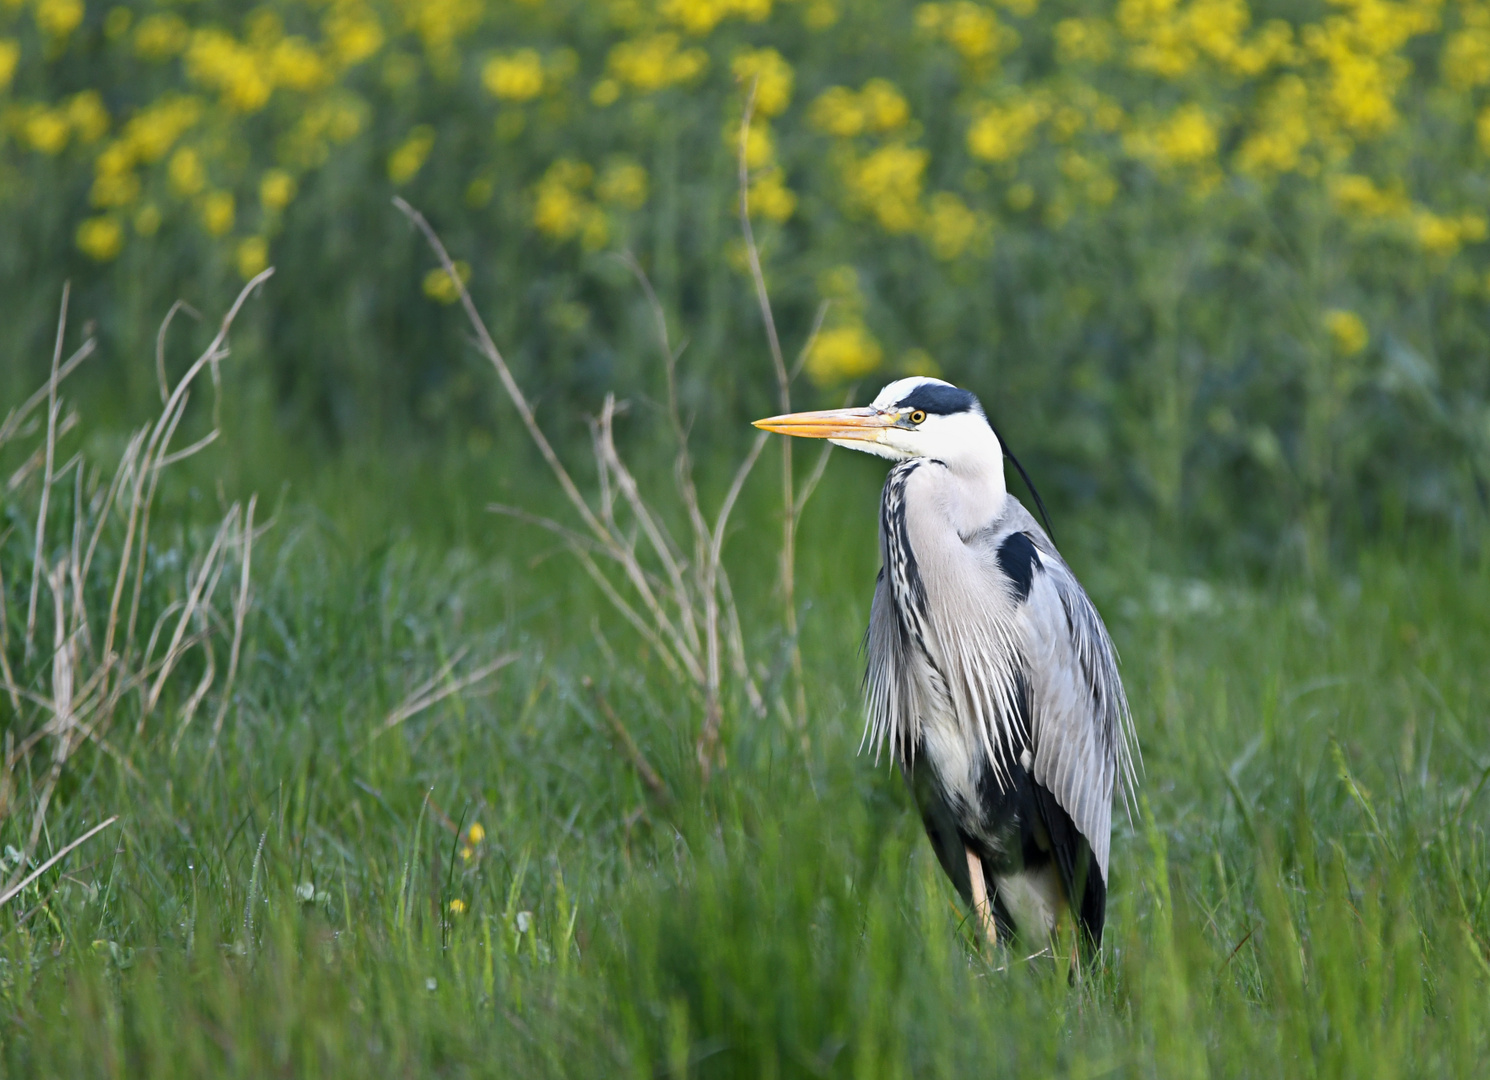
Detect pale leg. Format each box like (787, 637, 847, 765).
(965, 846, 997, 947)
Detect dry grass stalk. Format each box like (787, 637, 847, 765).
(0, 273, 271, 892)
(394, 92, 831, 781)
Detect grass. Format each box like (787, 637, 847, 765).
(1, 283, 1488, 1077)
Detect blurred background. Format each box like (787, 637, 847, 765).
(2, 0, 1488, 564)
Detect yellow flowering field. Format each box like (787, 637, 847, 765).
(3, 0, 1489, 548)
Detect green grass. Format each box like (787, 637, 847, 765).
(1, 391, 1488, 1077)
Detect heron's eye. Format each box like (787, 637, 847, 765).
(909, 409, 927, 425)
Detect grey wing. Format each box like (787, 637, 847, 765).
(1016, 535, 1138, 881)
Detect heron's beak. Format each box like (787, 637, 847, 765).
(751, 407, 895, 442)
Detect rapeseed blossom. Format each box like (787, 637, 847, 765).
(1324, 309, 1368, 356)
(484, 50, 545, 101)
(732, 48, 793, 116)
(608, 34, 708, 93)
(77, 216, 123, 261)
(846, 143, 927, 232)
(388, 126, 436, 184)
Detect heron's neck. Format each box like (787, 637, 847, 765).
(947, 455, 1007, 536)
(942, 430, 1008, 535)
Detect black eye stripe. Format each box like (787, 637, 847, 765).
(893, 382, 981, 416)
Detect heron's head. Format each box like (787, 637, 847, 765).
(753, 376, 999, 466)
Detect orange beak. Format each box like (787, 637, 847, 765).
(751, 407, 897, 442)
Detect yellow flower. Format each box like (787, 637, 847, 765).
(324, 8, 384, 67)
(748, 166, 796, 221)
(967, 98, 1049, 163)
(924, 192, 991, 260)
(1445, 24, 1490, 91)
(423, 261, 470, 303)
(732, 48, 793, 117)
(133, 14, 189, 60)
(533, 159, 609, 248)
(1328, 174, 1409, 219)
(660, 0, 771, 36)
(860, 79, 909, 132)
(731, 120, 776, 168)
(260, 169, 297, 211)
(36, 0, 84, 41)
(596, 158, 649, 210)
(201, 191, 235, 236)
(846, 143, 927, 232)
(236, 236, 269, 279)
(1128, 104, 1217, 168)
(24, 109, 71, 156)
(448, 898, 467, 915)
(66, 92, 110, 144)
(77, 216, 124, 261)
(608, 34, 708, 93)
(0, 39, 19, 92)
(388, 126, 436, 184)
(466, 822, 486, 844)
(918, 2, 1018, 64)
(1054, 17, 1114, 64)
(1323, 309, 1367, 356)
(121, 95, 203, 163)
(272, 37, 329, 92)
(810, 87, 866, 137)
(591, 79, 621, 106)
(169, 148, 206, 196)
(1236, 76, 1310, 177)
(483, 49, 545, 101)
(807, 324, 883, 384)
(186, 29, 273, 113)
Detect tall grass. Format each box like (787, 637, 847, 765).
(0, 274, 1486, 1076)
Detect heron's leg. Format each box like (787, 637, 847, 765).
(964, 846, 997, 947)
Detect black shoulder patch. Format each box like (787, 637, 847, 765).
(895, 382, 982, 417)
(996, 532, 1040, 602)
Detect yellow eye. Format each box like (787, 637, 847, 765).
(909, 409, 927, 425)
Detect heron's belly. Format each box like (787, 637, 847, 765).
(918, 705, 1035, 873)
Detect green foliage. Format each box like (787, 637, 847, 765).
(1, 347, 1488, 1074)
(4, 1, 1490, 556)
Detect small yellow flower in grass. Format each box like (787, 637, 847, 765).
(923, 192, 990, 260)
(133, 13, 189, 60)
(483, 49, 545, 101)
(169, 148, 205, 196)
(467, 822, 485, 844)
(77, 216, 124, 261)
(36, 0, 84, 41)
(201, 191, 235, 236)
(1324, 309, 1368, 357)
(591, 79, 620, 107)
(596, 158, 649, 210)
(448, 898, 467, 915)
(236, 236, 269, 279)
(24, 109, 71, 156)
(807, 324, 883, 385)
(0, 39, 18, 93)
(732, 48, 793, 117)
(261, 169, 297, 211)
(388, 126, 436, 184)
(749, 167, 796, 222)
(423, 261, 470, 304)
(67, 92, 110, 144)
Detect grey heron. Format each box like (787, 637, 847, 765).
(755, 376, 1139, 962)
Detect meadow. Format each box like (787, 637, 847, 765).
(3, 0, 1490, 1076)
